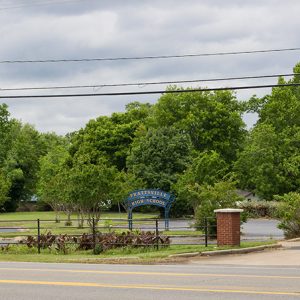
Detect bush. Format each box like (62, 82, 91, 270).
(76, 231, 170, 251)
(22, 231, 170, 253)
(194, 181, 243, 235)
(21, 232, 73, 254)
(237, 200, 279, 218)
(275, 192, 300, 239)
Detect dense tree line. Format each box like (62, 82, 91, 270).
(0, 63, 300, 222)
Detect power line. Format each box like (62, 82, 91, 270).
(1, 83, 299, 99)
(1, 73, 298, 92)
(1, 47, 300, 64)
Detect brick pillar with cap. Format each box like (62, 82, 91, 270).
(214, 208, 243, 246)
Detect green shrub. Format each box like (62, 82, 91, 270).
(237, 200, 279, 218)
(194, 181, 243, 235)
(275, 192, 300, 239)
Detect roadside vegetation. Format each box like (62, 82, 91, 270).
(0, 241, 276, 264)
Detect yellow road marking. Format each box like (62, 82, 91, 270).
(0, 279, 299, 296)
(0, 267, 300, 280)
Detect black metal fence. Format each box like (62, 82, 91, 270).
(0, 217, 217, 253)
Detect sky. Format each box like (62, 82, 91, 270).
(0, 0, 299, 135)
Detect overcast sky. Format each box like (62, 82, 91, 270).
(0, 0, 299, 134)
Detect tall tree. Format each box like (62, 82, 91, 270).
(236, 63, 300, 198)
(0, 103, 12, 167)
(70, 102, 151, 171)
(68, 155, 117, 226)
(3, 122, 46, 210)
(37, 145, 70, 221)
(0, 170, 10, 207)
(148, 87, 246, 162)
(175, 151, 229, 214)
(127, 126, 192, 192)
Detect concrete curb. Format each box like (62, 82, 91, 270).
(169, 252, 200, 258)
(200, 244, 282, 256)
(168, 244, 282, 258)
(284, 237, 300, 242)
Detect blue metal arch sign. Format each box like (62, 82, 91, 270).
(124, 189, 175, 230)
(126, 189, 174, 209)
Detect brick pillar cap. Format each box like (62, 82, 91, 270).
(214, 208, 244, 213)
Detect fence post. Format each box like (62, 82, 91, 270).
(37, 219, 41, 254)
(92, 217, 96, 254)
(204, 218, 208, 247)
(155, 219, 159, 250)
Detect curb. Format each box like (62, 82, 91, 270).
(284, 237, 300, 242)
(168, 244, 282, 258)
(200, 244, 282, 256)
(66, 256, 140, 263)
(168, 252, 200, 258)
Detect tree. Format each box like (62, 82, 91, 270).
(174, 151, 229, 214)
(0, 104, 12, 167)
(236, 64, 300, 199)
(37, 145, 70, 222)
(148, 87, 246, 162)
(258, 64, 300, 130)
(127, 126, 193, 192)
(68, 156, 117, 227)
(234, 124, 283, 199)
(39, 132, 69, 153)
(276, 192, 300, 238)
(3, 122, 47, 211)
(70, 102, 151, 171)
(194, 180, 243, 234)
(110, 171, 145, 212)
(0, 170, 10, 207)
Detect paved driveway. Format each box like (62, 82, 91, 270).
(191, 239, 300, 266)
(241, 219, 284, 241)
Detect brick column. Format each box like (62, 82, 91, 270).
(214, 208, 243, 247)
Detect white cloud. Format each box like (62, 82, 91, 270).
(0, 0, 299, 134)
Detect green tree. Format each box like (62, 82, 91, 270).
(127, 126, 192, 192)
(39, 132, 69, 153)
(234, 124, 283, 199)
(3, 122, 46, 211)
(0, 170, 10, 207)
(236, 64, 300, 199)
(276, 192, 300, 238)
(68, 155, 117, 227)
(110, 171, 145, 212)
(70, 102, 151, 171)
(174, 151, 229, 214)
(148, 87, 246, 162)
(194, 180, 243, 234)
(0, 104, 12, 167)
(37, 145, 70, 221)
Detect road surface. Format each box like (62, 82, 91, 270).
(0, 259, 299, 299)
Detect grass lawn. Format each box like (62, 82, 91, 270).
(0, 211, 159, 237)
(0, 211, 158, 221)
(0, 211, 202, 237)
(0, 241, 277, 264)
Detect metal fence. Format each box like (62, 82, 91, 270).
(0, 217, 217, 253)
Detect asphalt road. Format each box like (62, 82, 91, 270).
(0, 261, 299, 299)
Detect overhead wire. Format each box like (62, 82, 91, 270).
(1, 47, 300, 64)
(1, 83, 299, 99)
(0, 73, 299, 91)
